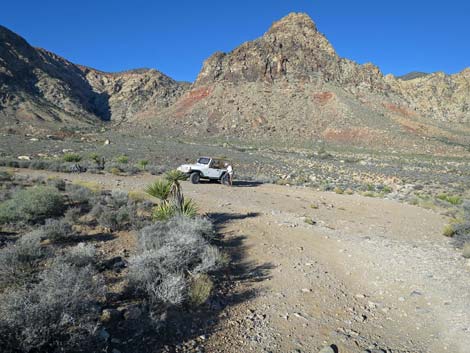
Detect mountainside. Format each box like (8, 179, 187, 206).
(0, 25, 188, 130)
(146, 13, 469, 151)
(1, 14, 469, 152)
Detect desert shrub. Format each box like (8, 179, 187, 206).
(0, 261, 105, 353)
(0, 232, 47, 289)
(147, 272, 187, 307)
(41, 218, 74, 242)
(110, 167, 121, 175)
(148, 165, 167, 175)
(46, 161, 72, 173)
(5, 160, 19, 168)
(138, 160, 149, 170)
(97, 206, 132, 231)
(17, 160, 31, 168)
(128, 216, 221, 322)
(443, 224, 456, 237)
(88, 153, 105, 170)
(0, 186, 64, 224)
(188, 274, 213, 307)
(194, 245, 227, 274)
(61, 243, 97, 267)
(63, 153, 82, 162)
(46, 177, 66, 191)
(334, 187, 344, 194)
(106, 190, 129, 209)
(436, 193, 462, 205)
(29, 160, 50, 170)
(0, 171, 13, 181)
(66, 183, 93, 206)
(136, 216, 212, 254)
(64, 207, 82, 224)
(124, 165, 141, 175)
(115, 155, 129, 164)
(166, 215, 214, 241)
(446, 202, 470, 247)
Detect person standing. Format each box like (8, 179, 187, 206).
(226, 163, 234, 186)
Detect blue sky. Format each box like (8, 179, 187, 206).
(2, 0, 469, 81)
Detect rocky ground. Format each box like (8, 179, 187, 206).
(7, 168, 470, 353)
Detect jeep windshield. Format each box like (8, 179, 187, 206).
(197, 157, 211, 165)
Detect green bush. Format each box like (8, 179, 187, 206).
(437, 193, 462, 205)
(115, 155, 129, 164)
(63, 153, 82, 163)
(0, 186, 64, 224)
(138, 160, 149, 170)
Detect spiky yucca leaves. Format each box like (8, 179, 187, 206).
(151, 198, 198, 221)
(181, 198, 198, 218)
(165, 170, 188, 210)
(146, 171, 197, 221)
(152, 203, 176, 221)
(145, 180, 172, 202)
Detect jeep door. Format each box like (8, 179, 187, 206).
(206, 159, 223, 179)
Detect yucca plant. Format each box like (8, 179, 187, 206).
(152, 203, 176, 221)
(181, 198, 198, 218)
(165, 170, 188, 210)
(146, 170, 195, 221)
(145, 180, 172, 202)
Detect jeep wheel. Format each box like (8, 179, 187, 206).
(190, 172, 200, 184)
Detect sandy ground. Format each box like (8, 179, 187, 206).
(8, 169, 470, 353)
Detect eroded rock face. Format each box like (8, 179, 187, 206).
(386, 69, 470, 124)
(0, 25, 188, 127)
(195, 13, 387, 92)
(157, 13, 468, 152)
(81, 67, 189, 123)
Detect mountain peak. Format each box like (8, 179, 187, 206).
(267, 12, 317, 34)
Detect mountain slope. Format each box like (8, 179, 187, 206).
(145, 13, 469, 152)
(0, 25, 188, 129)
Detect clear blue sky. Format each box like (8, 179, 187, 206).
(1, 0, 469, 82)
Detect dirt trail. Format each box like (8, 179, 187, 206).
(10, 169, 470, 353)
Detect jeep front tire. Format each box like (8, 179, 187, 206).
(190, 172, 200, 184)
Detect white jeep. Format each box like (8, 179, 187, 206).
(177, 157, 230, 184)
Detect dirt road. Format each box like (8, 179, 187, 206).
(10, 169, 470, 353)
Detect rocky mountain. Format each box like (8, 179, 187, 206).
(148, 13, 470, 151)
(0, 25, 188, 130)
(1, 14, 469, 152)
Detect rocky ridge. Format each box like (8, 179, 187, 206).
(1, 14, 469, 152)
(0, 24, 188, 128)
